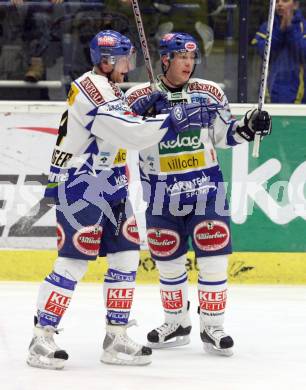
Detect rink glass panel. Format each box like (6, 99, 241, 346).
(1, 1, 306, 103)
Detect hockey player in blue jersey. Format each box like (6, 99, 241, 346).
(252, 0, 306, 103)
(26, 30, 213, 369)
(126, 32, 272, 356)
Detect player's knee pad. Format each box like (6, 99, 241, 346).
(53, 256, 88, 282)
(107, 250, 139, 273)
(156, 255, 186, 279)
(197, 255, 228, 281)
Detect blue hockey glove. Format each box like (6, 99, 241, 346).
(131, 91, 168, 116)
(236, 109, 272, 142)
(169, 103, 219, 133)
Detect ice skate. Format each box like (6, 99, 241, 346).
(27, 323, 68, 370)
(200, 323, 234, 357)
(147, 312, 192, 349)
(101, 320, 152, 366)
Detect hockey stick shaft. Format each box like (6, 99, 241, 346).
(252, 0, 276, 158)
(131, 0, 156, 91)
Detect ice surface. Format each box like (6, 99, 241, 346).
(1, 282, 306, 390)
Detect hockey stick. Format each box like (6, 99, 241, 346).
(131, 0, 157, 91)
(252, 0, 276, 158)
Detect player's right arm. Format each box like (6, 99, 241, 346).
(91, 107, 169, 150)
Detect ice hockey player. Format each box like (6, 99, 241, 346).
(26, 30, 213, 369)
(126, 32, 272, 356)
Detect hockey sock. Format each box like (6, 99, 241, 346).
(103, 268, 136, 325)
(159, 272, 189, 323)
(197, 256, 228, 326)
(37, 272, 76, 327)
(36, 257, 88, 327)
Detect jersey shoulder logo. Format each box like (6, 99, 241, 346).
(80, 77, 105, 106)
(188, 81, 223, 102)
(126, 86, 152, 106)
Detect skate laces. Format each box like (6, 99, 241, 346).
(205, 325, 227, 341)
(156, 322, 179, 336)
(36, 326, 64, 350)
(110, 320, 143, 352)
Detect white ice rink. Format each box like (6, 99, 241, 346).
(1, 282, 306, 390)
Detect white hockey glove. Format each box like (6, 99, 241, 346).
(236, 109, 272, 142)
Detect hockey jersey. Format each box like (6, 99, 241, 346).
(126, 76, 245, 205)
(45, 71, 168, 203)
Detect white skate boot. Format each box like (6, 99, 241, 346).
(27, 322, 68, 370)
(100, 320, 152, 366)
(147, 311, 192, 349)
(200, 321, 234, 357)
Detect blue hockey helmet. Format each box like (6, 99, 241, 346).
(159, 32, 201, 64)
(90, 30, 135, 67)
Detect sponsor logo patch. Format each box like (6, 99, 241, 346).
(198, 290, 227, 311)
(57, 223, 65, 251)
(106, 288, 134, 309)
(173, 105, 183, 121)
(113, 149, 127, 166)
(109, 81, 123, 98)
(163, 33, 175, 41)
(123, 111, 138, 118)
(161, 290, 183, 310)
(193, 220, 230, 251)
(122, 216, 140, 244)
(45, 291, 71, 317)
(185, 41, 196, 51)
(109, 270, 135, 282)
(73, 225, 102, 256)
(126, 86, 152, 106)
(147, 229, 179, 257)
(80, 77, 105, 105)
(160, 151, 205, 173)
(188, 82, 223, 102)
(98, 36, 117, 46)
(107, 310, 129, 322)
(159, 131, 203, 153)
(67, 83, 79, 106)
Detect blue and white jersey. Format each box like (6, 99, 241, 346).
(45, 71, 168, 203)
(126, 76, 245, 205)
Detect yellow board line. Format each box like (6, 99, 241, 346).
(0, 250, 306, 284)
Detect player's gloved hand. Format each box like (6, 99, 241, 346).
(169, 103, 219, 133)
(236, 109, 272, 142)
(131, 91, 168, 116)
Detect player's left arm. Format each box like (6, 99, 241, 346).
(208, 90, 272, 148)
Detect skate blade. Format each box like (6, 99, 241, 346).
(147, 335, 190, 349)
(27, 354, 65, 370)
(100, 351, 152, 366)
(203, 342, 233, 357)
